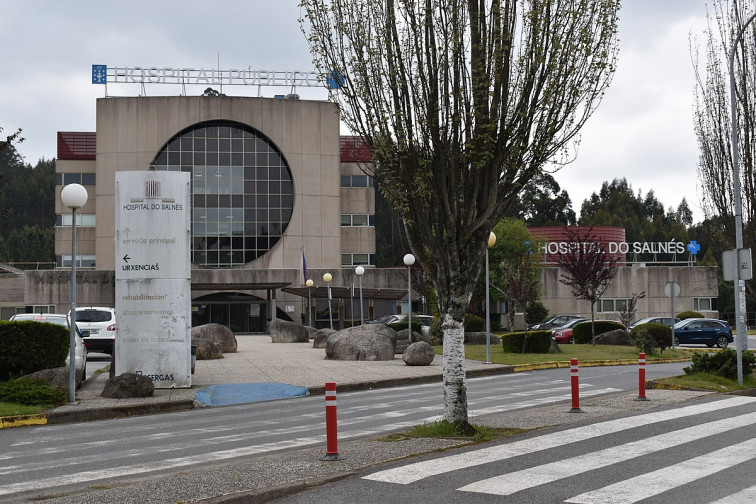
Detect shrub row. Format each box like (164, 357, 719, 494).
(572, 321, 625, 344)
(683, 348, 756, 380)
(0, 321, 69, 381)
(501, 330, 553, 354)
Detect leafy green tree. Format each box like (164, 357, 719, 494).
(506, 172, 576, 226)
(301, 0, 620, 430)
(488, 218, 543, 330)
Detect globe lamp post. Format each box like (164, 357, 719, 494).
(403, 254, 415, 342)
(323, 273, 333, 330)
(61, 183, 88, 404)
(355, 266, 365, 325)
(306, 279, 314, 327)
(485, 232, 497, 364)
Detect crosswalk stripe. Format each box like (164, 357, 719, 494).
(363, 396, 756, 485)
(565, 437, 756, 504)
(708, 484, 756, 503)
(457, 411, 756, 495)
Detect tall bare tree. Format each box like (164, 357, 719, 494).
(692, 0, 756, 279)
(301, 0, 620, 430)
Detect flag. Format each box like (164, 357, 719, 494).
(300, 247, 307, 286)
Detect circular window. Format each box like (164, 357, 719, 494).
(151, 120, 293, 267)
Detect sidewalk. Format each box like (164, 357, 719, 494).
(41, 335, 515, 425)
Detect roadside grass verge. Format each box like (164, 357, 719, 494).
(0, 401, 45, 417)
(380, 420, 529, 443)
(440, 343, 697, 365)
(651, 373, 756, 392)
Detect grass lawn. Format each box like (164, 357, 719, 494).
(652, 373, 756, 392)
(434, 343, 697, 366)
(0, 402, 45, 417)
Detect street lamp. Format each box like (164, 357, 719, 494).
(403, 254, 415, 342)
(61, 183, 88, 404)
(355, 266, 365, 325)
(728, 10, 756, 386)
(306, 279, 314, 327)
(323, 273, 333, 330)
(485, 232, 497, 364)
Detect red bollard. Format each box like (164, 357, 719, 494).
(569, 358, 582, 412)
(320, 381, 342, 461)
(635, 352, 649, 401)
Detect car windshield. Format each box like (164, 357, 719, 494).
(673, 319, 689, 329)
(75, 310, 112, 323)
(12, 314, 68, 327)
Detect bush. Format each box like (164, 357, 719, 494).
(464, 313, 485, 333)
(683, 349, 756, 380)
(631, 329, 658, 355)
(501, 330, 552, 354)
(677, 310, 704, 320)
(0, 321, 69, 381)
(572, 320, 626, 344)
(630, 323, 672, 351)
(0, 378, 67, 407)
(525, 302, 549, 325)
(386, 316, 423, 335)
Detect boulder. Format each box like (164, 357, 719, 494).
(402, 341, 436, 366)
(464, 332, 502, 345)
(270, 319, 310, 343)
(101, 372, 154, 399)
(594, 329, 634, 346)
(192, 338, 224, 360)
(325, 325, 396, 361)
(312, 328, 337, 349)
(23, 366, 84, 391)
(394, 328, 417, 354)
(191, 323, 238, 353)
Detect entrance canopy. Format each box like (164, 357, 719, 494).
(282, 286, 407, 300)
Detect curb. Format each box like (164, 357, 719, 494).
(0, 413, 47, 429)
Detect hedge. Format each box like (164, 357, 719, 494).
(677, 310, 704, 320)
(0, 321, 69, 381)
(501, 330, 553, 354)
(572, 320, 626, 344)
(629, 322, 672, 351)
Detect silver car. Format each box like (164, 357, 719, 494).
(10, 313, 88, 380)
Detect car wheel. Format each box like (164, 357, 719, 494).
(716, 335, 729, 348)
(674, 336, 680, 346)
(706, 343, 714, 348)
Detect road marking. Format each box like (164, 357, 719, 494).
(458, 410, 756, 495)
(363, 396, 756, 484)
(708, 484, 756, 503)
(566, 437, 756, 504)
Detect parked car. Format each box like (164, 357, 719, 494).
(629, 316, 680, 329)
(528, 314, 584, 331)
(672, 318, 733, 348)
(551, 318, 589, 344)
(10, 313, 88, 379)
(69, 307, 116, 355)
(366, 314, 432, 338)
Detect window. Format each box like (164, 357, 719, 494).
(341, 214, 374, 226)
(341, 253, 375, 266)
(596, 298, 632, 313)
(57, 255, 96, 268)
(151, 120, 294, 268)
(56, 173, 96, 185)
(58, 214, 96, 226)
(340, 175, 374, 187)
(694, 297, 717, 311)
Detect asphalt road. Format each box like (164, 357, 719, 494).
(0, 362, 688, 502)
(274, 394, 756, 504)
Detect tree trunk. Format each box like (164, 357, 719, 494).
(441, 312, 468, 426)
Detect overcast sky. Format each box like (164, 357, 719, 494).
(1, 1, 712, 223)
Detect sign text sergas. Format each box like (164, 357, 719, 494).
(100, 66, 320, 87)
(540, 240, 687, 256)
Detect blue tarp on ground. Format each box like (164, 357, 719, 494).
(195, 383, 308, 406)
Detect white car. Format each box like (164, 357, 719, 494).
(10, 313, 87, 380)
(366, 314, 432, 338)
(69, 307, 116, 355)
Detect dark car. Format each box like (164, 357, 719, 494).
(629, 316, 680, 329)
(673, 318, 733, 348)
(528, 315, 584, 331)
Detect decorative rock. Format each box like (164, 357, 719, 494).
(402, 341, 436, 366)
(23, 366, 84, 391)
(101, 372, 154, 399)
(192, 338, 224, 360)
(325, 325, 396, 361)
(270, 319, 310, 343)
(464, 332, 502, 345)
(312, 328, 337, 349)
(594, 329, 634, 346)
(191, 323, 238, 353)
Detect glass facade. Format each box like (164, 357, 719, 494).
(151, 120, 294, 268)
